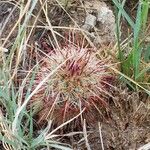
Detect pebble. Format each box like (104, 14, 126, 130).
(82, 14, 96, 31)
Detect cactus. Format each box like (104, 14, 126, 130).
(31, 37, 114, 126)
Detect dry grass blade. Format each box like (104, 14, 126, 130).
(2, 0, 31, 48)
(45, 108, 85, 140)
(39, 0, 61, 50)
(83, 119, 91, 150)
(0, 110, 13, 150)
(98, 122, 104, 150)
(110, 67, 150, 95)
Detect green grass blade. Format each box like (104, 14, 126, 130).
(112, 0, 135, 28)
(135, 65, 150, 80)
(141, 0, 149, 30)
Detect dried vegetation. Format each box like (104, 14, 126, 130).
(0, 0, 150, 150)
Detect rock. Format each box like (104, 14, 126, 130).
(97, 5, 116, 44)
(82, 14, 96, 31)
(97, 5, 116, 33)
(83, 1, 116, 45)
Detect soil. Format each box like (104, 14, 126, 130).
(0, 0, 150, 150)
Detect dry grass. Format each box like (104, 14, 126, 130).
(0, 0, 149, 150)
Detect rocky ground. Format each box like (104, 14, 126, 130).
(0, 0, 150, 149)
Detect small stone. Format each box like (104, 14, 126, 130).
(97, 5, 116, 44)
(97, 6, 115, 28)
(82, 14, 96, 31)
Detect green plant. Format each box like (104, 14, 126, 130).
(30, 38, 113, 125)
(0, 67, 75, 150)
(113, 0, 150, 87)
